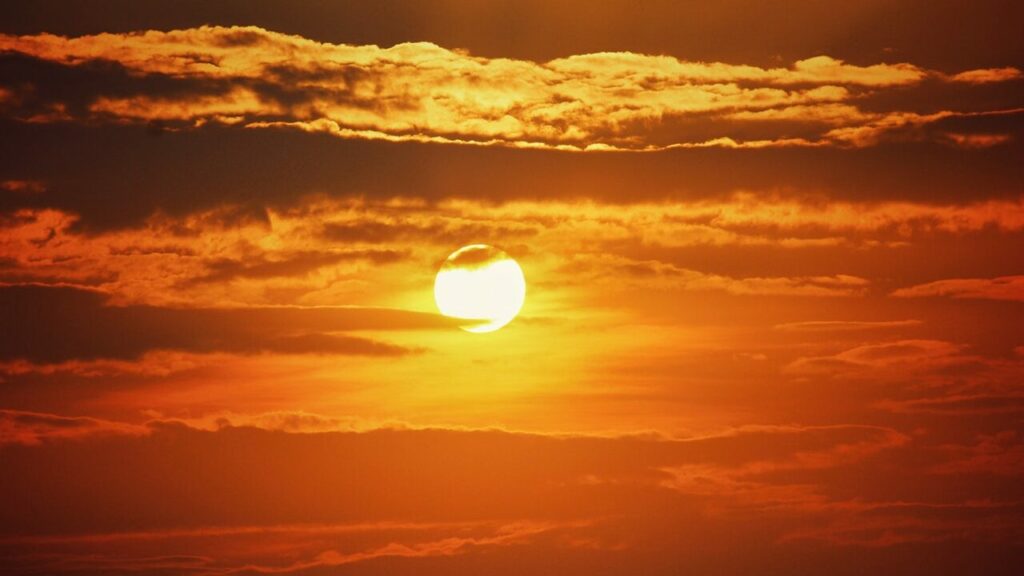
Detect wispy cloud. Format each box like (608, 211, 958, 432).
(0, 284, 445, 363)
(774, 320, 923, 332)
(0, 409, 147, 445)
(892, 275, 1024, 302)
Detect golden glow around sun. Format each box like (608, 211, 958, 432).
(434, 244, 526, 333)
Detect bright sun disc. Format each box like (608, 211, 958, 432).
(434, 244, 526, 333)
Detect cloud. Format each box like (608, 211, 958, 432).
(4, 417, 1014, 571)
(0, 28, 929, 86)
(778, 499, 1024, 547)
(891, 275, 1024, 302)
(879, 395, 1024, 416)
(0, 406, 410, 437)
(0, 0, 1020, 72)
(0, 518, 569, 575)
(0, 26, 1019, 151)
(0, 418, 910, 527)
(546, 53, 926, 87)
(943, 132, 1013, 148)
(0, 350, 204, 378)
(1, 415, 1020, 573)
(774, 320, 923, 332)
(0, 284, 450, 363)
(785, 339, 972, 377)
(0, 180, 45, 194)
(931, 431, 1024, 476)
(950, 67, 1023, 84)
(564, 253, 869, 296)
(154, 410, 407, 435)
(5, 193, 1023, 312)
(823, 108, 1024, 148)
(0, 409, 147, 445)
(184, 249, 407, 285)
(2, 118, 1021, 235)
(215, 522, 559, 575)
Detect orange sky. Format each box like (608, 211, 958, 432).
(1, 2, 1023, 574)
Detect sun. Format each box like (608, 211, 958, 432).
(434, 244, 526, 333)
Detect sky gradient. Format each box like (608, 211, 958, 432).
(1, 2, 1023, 574)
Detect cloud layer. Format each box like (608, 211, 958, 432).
(1, 419, 1022, 574)
(1, 26, 1021, 150)
(1, 11, 1022, 576)
(0, 284, 462, 363)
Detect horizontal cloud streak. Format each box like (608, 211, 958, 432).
(0, 284, 451, 363)
(774, 320, 923, 332)
(0, 26, 1019, 150)
(1, 416, 1020, 574)
(892, 275, 1024, 302)
(0, 409, 147, 445)
(4, 194, 1023, 310)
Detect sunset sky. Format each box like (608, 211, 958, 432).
(1, 1, 1023, 574)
